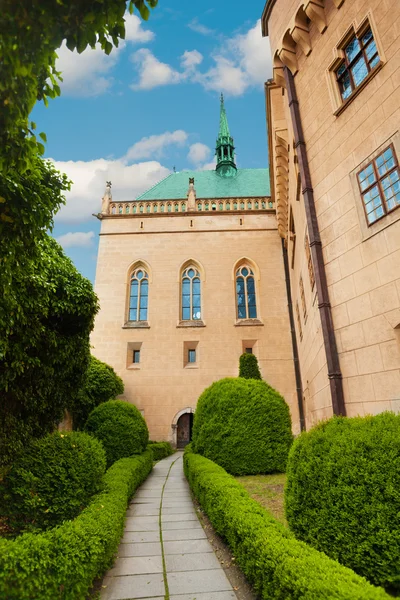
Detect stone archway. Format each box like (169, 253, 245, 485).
(171, 407, 194, 448)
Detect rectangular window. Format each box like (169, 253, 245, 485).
(336, 27, 380, 101)
(357, 145, 400, 225)
(304, 233, 315, 290)
(188, 349, 196, 363)
(245, 347, 253, 354)
(133, 350, 140, 364)
(300, 276, 307, 320)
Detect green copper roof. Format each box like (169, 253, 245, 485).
(136, 168, 270, 201)
(215, 93, 237, 176)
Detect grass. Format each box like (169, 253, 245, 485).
(235, 473, 287, 526)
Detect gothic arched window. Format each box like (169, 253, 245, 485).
(129, 268, 149, 321)
(236, 266, 257, 319)
(181, 267, 201, 321)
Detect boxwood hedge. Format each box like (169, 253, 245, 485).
(0, 450, 152, 600)
(148, 441, 174, 461)
(285, 413, 400, 593)
(1, 431, 106, 532)
(184, 448, 390, 600)
(191, 378, 293, 475)
(85, 400, 149, 467)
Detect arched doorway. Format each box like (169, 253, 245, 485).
(177, 413, 193, 448)
(171, 407, 194, 448)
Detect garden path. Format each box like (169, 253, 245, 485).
(101, 451, 236, 600)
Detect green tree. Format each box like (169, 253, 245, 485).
(0, 232, 98, 467)
(239, 352, 262, 380)
(72, 356, 124, 430)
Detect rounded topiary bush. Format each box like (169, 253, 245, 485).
(191, 378, 293, 475)
(1, 431, 106, 531)
(85, 400, 149, 467)
(239, 353, 262, 380)
(285, 412, 400, 593)
(72, 356, 124, 430)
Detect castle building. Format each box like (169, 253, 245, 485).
(262, 0, 400, 427)
(91, 96, 299, 445)
(92, 0, 400, 440)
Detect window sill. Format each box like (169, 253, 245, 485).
(122, 321, 150, 329)
(127, 365, 141, 370)
(235, 319, 264, 327)
(177, 320, 206, 328)
(184, 364, 199, 369)
(334, 62, 383, 117)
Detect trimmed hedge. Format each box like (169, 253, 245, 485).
(239, 353, 262, 379)
(148, 442, 174, 461)
(0, 450, 152, 600)
(85, 400, 149, 467)
(191, 378, 293, 475)
(184, 449, 390, 600)
(285, 413, 400, 593)
(72, 356, 124, 430)
(1, 431, 106, 532)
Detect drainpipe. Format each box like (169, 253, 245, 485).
(283, 66, 346, 417)
(282, 238, 306, 431)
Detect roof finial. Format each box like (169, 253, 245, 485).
(215, 93, 237, 177)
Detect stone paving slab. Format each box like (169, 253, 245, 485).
(124, 520, 159, 532)
(109, 556, 163, 576)
(166, 552, 221, 572)
(121, 531, 160, 544)
(162, 520, 203, 530)
(101, 574, 164, 600)
(127, 507, 160, 517)
(162, 506, 196, 515)
(163, 539, 214, 555)
(168, 570, 232, 595)
(161, 513, 197, 522)
(170, 592, 236, 600)
(117, 542, 162, 557)
(162, 528, 208, 541)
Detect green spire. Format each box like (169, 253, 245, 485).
(215, 93, 237, 178)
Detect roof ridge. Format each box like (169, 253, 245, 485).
(136, 171, 175, 201)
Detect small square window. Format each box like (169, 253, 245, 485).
(245, 347, 253, 354)
(133, 350, 140, 363)
(188, 349, 196, 363)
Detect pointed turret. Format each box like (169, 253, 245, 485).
(215, 94, 237, 178)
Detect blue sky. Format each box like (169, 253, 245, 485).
(32, 0, 272, 283)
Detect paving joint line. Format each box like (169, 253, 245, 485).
(159, 455, 181, 600)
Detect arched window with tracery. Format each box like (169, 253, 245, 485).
(129, 268, 149, 322)
(236, 265, 257, 319)
(181, 267, 201, 321)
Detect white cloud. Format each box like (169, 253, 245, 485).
(130, 49, 182, 90)
(129, 20, 271, 96)
(123, 13, 154, 43)
(124, 130, 188, 161)
(181, 50, 203, 70)
(188, 143, 211, 165)
(55, 13, 154, 96)
(188, 18, 215, 36)
(56, 231, 95, 249)
(52, 158, 170, 222)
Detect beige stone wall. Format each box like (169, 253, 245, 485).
(265, 0, 400, 425)
(92, 209, 299, 442)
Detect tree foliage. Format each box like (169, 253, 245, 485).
(0, 231, 98, 467)
(85, 400, 149, 467)
(285, 413, 400, 594)
(1, 431, 106, 532)
(72, 356, 124, 430)
(239, 353, 262, 380)
(0, 0, 158, 174)
(192, 378, 293, 475)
